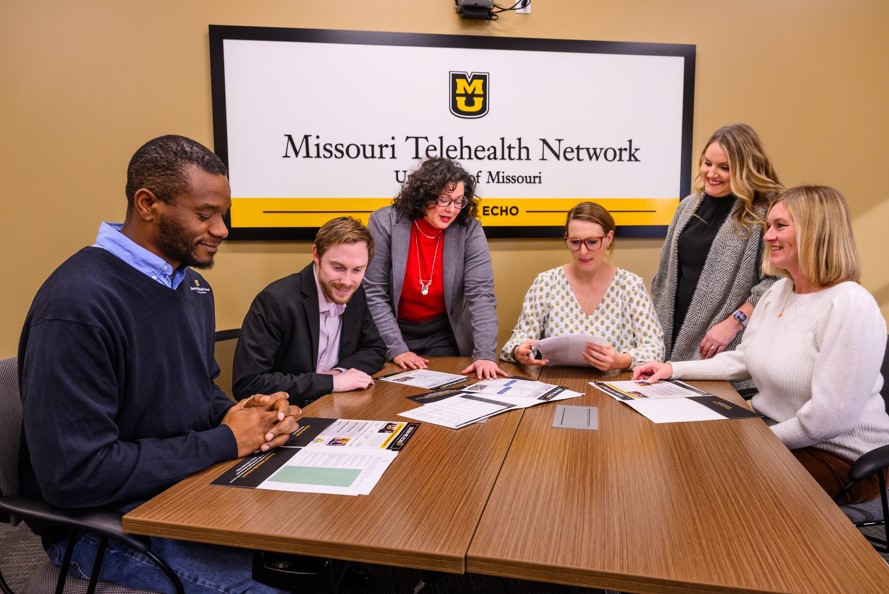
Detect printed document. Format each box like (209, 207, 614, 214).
(592, 380, 759, 424)
(377, 368, 468, 389)
(212, 418, 419, 495)
(400, 377, 583, 429)
(535, 334, 606, 366)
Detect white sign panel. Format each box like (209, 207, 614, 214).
(209, 27, 695, 239)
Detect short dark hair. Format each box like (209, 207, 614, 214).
(125, 135, 228, 208)
(392, 158, 478, 225)
(314, 216, 375, 262)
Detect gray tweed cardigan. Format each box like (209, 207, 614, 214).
(651, 193, 776, 362)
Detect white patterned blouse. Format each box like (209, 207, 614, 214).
(499, 266, 665, 367)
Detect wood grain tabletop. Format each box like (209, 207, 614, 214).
(123, 357, 538, 573)
(466, 366, 889, 593)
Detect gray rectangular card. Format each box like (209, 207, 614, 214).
(552, 405, 598, 430)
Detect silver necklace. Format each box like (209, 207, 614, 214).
(415, 230, 442, 296)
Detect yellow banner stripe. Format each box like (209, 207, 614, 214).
(230, 197, 680, 228)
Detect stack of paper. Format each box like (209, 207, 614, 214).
(213, 418, 419, 495)
(399, 377, 583, 429)
(593, 380, 759, 424)
(378, 368, 469, 389)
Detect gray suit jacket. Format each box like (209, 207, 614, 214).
(364, 206, 498, 361)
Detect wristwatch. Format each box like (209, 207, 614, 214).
(732, 310, 748, 328)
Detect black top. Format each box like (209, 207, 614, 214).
(673, 194, 736, 343)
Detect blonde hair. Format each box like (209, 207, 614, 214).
(762, 185, 860, 286)
(694, 124, 783, 233)
(565, 201, 616, 257)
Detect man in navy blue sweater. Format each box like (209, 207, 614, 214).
(19, 135, 300, 593)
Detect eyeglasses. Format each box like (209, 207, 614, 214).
(433, 195, 469, 209)
(565, 236, 606, 251)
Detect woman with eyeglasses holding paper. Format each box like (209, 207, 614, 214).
(635, 186, 889, 504)
(500, 202, 664, 370)
(364, 158, 507, 379)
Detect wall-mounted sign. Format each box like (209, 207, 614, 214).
(209, 26, 695, 239)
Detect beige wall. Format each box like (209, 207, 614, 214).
(2, 0, 888, 357)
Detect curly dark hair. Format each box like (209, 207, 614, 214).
(392, 158, 478, 225)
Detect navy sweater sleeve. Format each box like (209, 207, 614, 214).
(19, 250, 238, 510)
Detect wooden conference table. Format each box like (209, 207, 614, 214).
(123, 358, 889, 593)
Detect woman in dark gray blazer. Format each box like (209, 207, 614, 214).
(363, 158, 506, 379)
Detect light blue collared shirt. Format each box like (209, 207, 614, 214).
(93, 222, 186, 289)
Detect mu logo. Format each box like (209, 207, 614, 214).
(449, 71, 489, 119)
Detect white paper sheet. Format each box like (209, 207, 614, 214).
(257, 448, 398, 495)
(398, 393, 522, 429)
(624, 398, 725, 423)
(378, 368, 468, 389)
(462, 377, 580, 401)
(535, 334, 606, 366)
(591, 379, 707, 401)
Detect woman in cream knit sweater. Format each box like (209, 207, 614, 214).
(635, 186, 889, 505)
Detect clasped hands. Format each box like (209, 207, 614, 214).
(222, 392, 302, 458)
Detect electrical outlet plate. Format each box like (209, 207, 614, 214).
(517, 0, 531, 14)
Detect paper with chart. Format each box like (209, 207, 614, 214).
(398, 392, 520, 429)
(399, 377, 583, 429)
(212, 418, 419, 495)
(462, 377, 582, 402)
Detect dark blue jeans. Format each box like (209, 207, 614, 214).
(48, 532, 289, 594)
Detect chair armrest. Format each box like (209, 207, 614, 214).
(0, 495, 151, 552)
(849, 444, 889, 483)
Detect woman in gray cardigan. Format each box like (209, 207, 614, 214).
(652, 124, 782, 367)
(364, 158, 506, 380)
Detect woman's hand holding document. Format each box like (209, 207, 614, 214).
(534, 334, 606, 367)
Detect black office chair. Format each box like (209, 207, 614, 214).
(835, 335, 889, 552)
(214, 328, 241, 401)
(0, 356, 184, 594)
